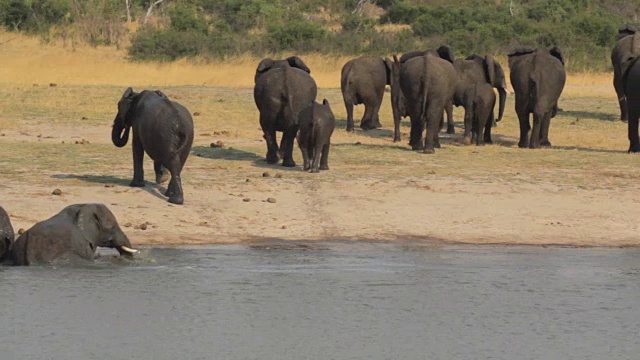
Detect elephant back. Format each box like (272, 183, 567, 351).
(613, 33, 640, 69)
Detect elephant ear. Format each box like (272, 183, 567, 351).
(436, 45, 455, 63)
(465, 54, 483, 61)
(322, 98, 329, 106)
(549, 46, 565, 66)
(484, 55, 497, 87)
(508, 47, 536, 57)
(121, 87, 134, 100)
(72, 205, 101, 251)
(154, 90, 168, 99)
(618, 24, 638, 40)
(399, 50, 425, 64)
(286, 56, 311, 74)
(383, 57, 393, 85)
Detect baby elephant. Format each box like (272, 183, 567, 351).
(297, 99, 336, 173)
(0, 206, 14, 262)
(462, 83, 496, 145)
(9, 203, 138, 266)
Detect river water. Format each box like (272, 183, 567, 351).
(1, 242, 639, 359)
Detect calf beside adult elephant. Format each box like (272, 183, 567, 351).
(254, 56, 317, 167)
(611, 25, 640, 121)
(112, 88, 194, 205)
(341, 56, 392, 131)
(0, 206, 14, 262)
(9, 204, 137, 266)
(508, 47, 566, 149)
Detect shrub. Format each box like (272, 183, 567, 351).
(267, 18, 326, 51)
(129, 29, 208, 61)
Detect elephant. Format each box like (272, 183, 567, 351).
(297, 99, 336, 173)
(462, 82, 496, 146)
(341, 56, 392, 131)
(0, 206, 14, 262)
(112, 88, 194, 205)
(451, 55, 506, 144)
(9, 204, 138, 266)
(391, 46, 456, 143)
(508, 47, 566, 149)
(611, 26, 640, 121)
(254, 56, 318, 167)
(392, 52, 457, 153)
(621, 55, 640, 152)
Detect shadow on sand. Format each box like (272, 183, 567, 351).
(557, 109, 619, 122)
(50, 174, 169, 202)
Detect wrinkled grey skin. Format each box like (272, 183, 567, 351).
(9, 204, 135, 266)
(451, 55, 505, 144)
(393, 53, 457, 153)
(462, 82, 496, 146)
(611, 25, 639, 121)
(621, 55, 640, 152)
(391, 46, 456, 142)
(112, 88, 194, 205)
(0, 206, 14, 262)
(509, 47, 566, 149)
(297, 99, 336, 173)
(341, 56, 392, 131)
(254, 56, 318, 167)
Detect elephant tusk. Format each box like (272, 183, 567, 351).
(120, 245, 139, 254)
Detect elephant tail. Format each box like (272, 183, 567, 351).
(419, 55, 429, 127)
(341, 67, 355, 106)
(283, 66, 298, 126)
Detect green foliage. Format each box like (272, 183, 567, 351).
(267, 18, 326, 51)
(0, 0, 69, 32)
(169, 3, 208, 34)
(129, 29, 208, 61)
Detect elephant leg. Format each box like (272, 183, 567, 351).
(476, 113, 489, 146)
(299, 140, 311, 171)
(279, 135, 289, 160)
(628, 108, 640, 152)
(130, 136, 145, 187)
(529, 111, 545, 149)
(614, 71, 628, 121)
(154, 161, 169, 184)
(393, 113, 401, 143)
(262, 123, 279, 164)
(319, 143, 330, 170)
(434, 113, 442, 148)
(409, 114, 424, 151)
(345, 99, 355, 132)
(516, 101, 530, 148)
(370, 101, 383, 129)
(462, 106, 473, 145)
(483, 112, 493, 145)
(164, 156, 185, 205)
(445, 102, 455, 134)
(540, 112, 552, 147)
(281, 129, 297, 167)
(360, 103, 377, 130)
(310, 142, 324, 173)
(424, 105, 442, 154)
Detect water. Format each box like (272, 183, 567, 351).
(1, 242, 639, 360)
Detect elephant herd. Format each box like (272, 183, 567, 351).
(0, 26, 637, 266)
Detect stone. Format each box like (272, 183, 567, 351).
(52, 188, 62, 195)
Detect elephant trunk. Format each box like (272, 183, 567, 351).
(496, 87, 507, 122)
(111, 117, 130, 147)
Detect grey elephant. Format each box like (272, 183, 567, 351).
(112, 88, 194, 205)
(620, 54, 640, 152)
(462, 82, 496, 146)
(297, 99, 336, 172)
(611, 25, 640, 121)
(509, 47, 566, 149)
(0, 206, 14, 261)
(254, 56, 317, 167)
(391, 46, 456, 143)
(9, 204, 138, 266)
(392, 53, 457, 153)
(341, 56, 392, 131)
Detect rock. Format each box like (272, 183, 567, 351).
(267, 197, 276, 203)
(49, 83, 57, 87)
(81, 116, 88, 120)
(246, 179, 251, 182)
(0, 133, 5, 136)
(243, 198, 251, 202)
(18, 228, 25, 234)
(275, 173, 283, 179)
(262, 172, 271, 178)
(210, 140, 225, 148)
(124, 222, 132, 228)
(140, 223, 148, 230)
(104, 184, 115, 188)
(355, 141, 362, 145)
(281, 225, 287, 229)
(193, 112, 201, 116)
(52, 188, 62, 195)
(61, 141, 65, 143)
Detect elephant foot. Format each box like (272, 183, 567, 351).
(168, 194, 184, 205)
(156, 171, 170, 184)
(461, 137, 472, 145)
(540, 140, 552, 147)
(518, 141, 528, 148)
(628, 144, 640, 153)
(266, 153, 279, 164)
(393, 136, 401, 143)
(319, 165, 329, 170)
(411, 143, 424, 151)
(309, 168, 320, 173)
(484, 137, 493, 145)
(360, 121, 377, 130)
(346, 126, 354, 132)
(129, 179, 145, 187)
(529, 143, 540, 149)
(446, 124, 455, 134)
(164, 188, 173, 197)
(434, 142, 441, 149)
(282, 159, 296, 167)
(492, 120, 498, 127)
(423, 147, 435, 154)
(303, 164, 310, 171)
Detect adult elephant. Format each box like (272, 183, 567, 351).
(391, 46, 456, 142)
(0, 206, 14, 261)
(611, 25, 639, 121)
(254, 56, 317, 167)
(451, 55, 507, 144)
(393, 53, 457, 153)
(112, 88, 194, 205)
(9, 204, 138, 266)
(621, 55, 640, 152)
(341, 56, 393, 131)
(509, 47, 566, 149)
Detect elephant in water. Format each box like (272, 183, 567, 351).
(9, 204, 138, 266)
(112, 88, 194, 205)
(340, 56, 392, 131)
(611, 25, 639, 121)
(509, 47, 566, 149)
(0, 206, 14, 262)
(254, 56, 317, 167)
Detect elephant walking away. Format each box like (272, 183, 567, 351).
(509, 47, 566, 149)
(297, 99, 336, 172)
(611, 25, 639, 121)
(254, 56, 317, 167)
(112, 88, 194, 205)
(341, 56, 392, 131)
(462, 83, 496, 146)
(9, 204, 137, 266)
(621, 55, 640, 152)
(393, 53, 457, 153)
(0, 206, 14, 261)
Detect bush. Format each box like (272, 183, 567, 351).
(169, 4, 208, 34)
(129, 29, 208, 61)
(267, 19, 326, 51)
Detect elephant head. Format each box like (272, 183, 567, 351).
(72, 203, 137, 257)
(618, 24, 638, 41)
(255, 56, 311, 83)
(549, 47, 565, 66)
(484, 55, 507, 122)
(435, 45, 455, 63)
(111, 87, 137, 148)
